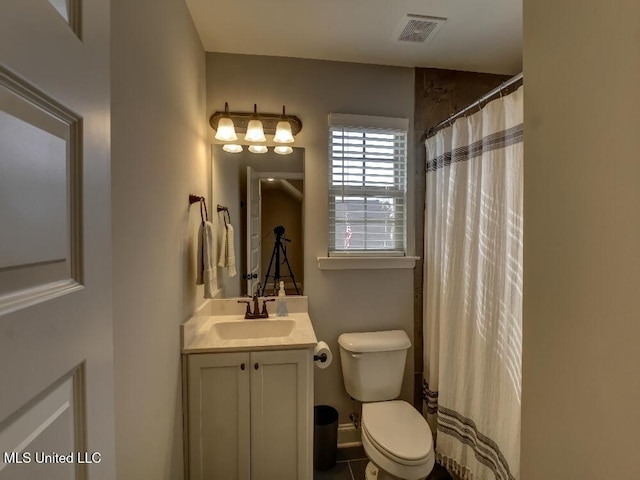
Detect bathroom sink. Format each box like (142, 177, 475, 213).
(213, 319, 296, 340)
(181, 298, 317, 352)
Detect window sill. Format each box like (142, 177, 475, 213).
(316, 256, 419, 271)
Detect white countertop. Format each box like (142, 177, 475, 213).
(181, 297, 317, 353)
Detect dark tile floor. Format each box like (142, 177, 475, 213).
(314, 446, 453, 480)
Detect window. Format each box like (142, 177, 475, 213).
(328, 114, 408, 255)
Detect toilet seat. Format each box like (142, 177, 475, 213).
(362, 426, 427, 467)
(362, 400, 433, 464)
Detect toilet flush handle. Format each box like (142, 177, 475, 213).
(351, 353, 363, 359)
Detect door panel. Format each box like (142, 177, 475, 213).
(246, 166, 261, 294)
(251, 350, 313, 480)
(188, 353, 250, 480)
(0, 0, 113, 478)
(0, 369, 84, 479)
(0, 68, 83, 314)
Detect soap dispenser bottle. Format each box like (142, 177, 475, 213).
(276, 281, 288, 317)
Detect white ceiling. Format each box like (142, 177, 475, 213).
(185, 0, 522, 75)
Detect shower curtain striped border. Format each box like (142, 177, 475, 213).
(426, 123, 524, 172)
(423, 379, 515, 480)
(437, 406, 516, 480)
(422, 380, 439, 414)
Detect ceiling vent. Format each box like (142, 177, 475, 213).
(396, 14, 447, 43)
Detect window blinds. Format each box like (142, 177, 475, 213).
(328, 115, 408, 255)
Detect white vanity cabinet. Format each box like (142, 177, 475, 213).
(185, 348, 313, 480)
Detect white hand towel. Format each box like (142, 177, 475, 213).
(196, 220, 217, 298)
(218, 223, 237, 277)
(225, 224, 237, 277)
(218, 225, 227, 268)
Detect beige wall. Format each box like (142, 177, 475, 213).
(207, 53, 416, 422)
(522, 1, 640, 477)
(111, 1, 207, 478)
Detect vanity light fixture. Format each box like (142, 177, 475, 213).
(223, 144, 243, 153)
(210, 104, 302, 147)
(244, 104, 267, 143)
(248, 145, 268, 154)
(274, 145, 293, 155)
(214, 102, 238, 142)
(273, 106, 295, 144)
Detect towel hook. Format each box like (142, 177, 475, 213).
(217, 205, 230, 226)
(200, 199, 209, 223)
(189, 194, 208, 224)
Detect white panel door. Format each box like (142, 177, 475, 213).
(0, 1, 113, 478)
(251, 349, 313, 480)
(246, 166, 261, 295)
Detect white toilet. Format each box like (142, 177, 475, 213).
(338, 330, 435, 480)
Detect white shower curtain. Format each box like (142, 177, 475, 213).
(423, 87, 523, 480)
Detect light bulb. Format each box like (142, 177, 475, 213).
(249, 145, 268, 154)
(215, 117, 238, 142)
(273, 120, 294, 144)
(245, 119, 266, 142)
(274, 146, 293, 155)
(223, 144, 243, 153)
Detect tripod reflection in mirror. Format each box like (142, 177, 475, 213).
(260, 225, 300, 296)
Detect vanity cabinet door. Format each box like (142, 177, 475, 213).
(188, 352, 251, 480)
(250, 349, 313, 480)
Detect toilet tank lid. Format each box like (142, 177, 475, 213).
(338, 330, 411, 353)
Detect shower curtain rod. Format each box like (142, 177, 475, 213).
(424, 72, 523, 140)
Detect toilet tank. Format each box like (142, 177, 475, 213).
(338, 330, 411, 402)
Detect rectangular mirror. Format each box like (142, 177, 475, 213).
(211, 145, 304, 298)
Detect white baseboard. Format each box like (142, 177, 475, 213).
(337, 422, 361, 448)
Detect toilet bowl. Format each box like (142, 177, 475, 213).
(338, 331, 435, 480)
(361, 401, 434, 480)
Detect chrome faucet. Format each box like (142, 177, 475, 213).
(237, 283, 275, 319)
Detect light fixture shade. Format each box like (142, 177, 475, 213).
(273, 120, 295, 144)
(223, 144, 243, 153)
(274, 146, 293, 155)
(215, 117, 238, 141)
(248, 145, 268, 154)
(245, 119, 266, 142)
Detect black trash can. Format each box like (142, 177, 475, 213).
(313, 405, 339, 471)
